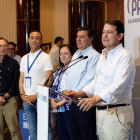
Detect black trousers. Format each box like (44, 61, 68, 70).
(57, 111, 74, 140)
(70, 104, 97, 140)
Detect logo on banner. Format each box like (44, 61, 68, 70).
(127, 0, 140, 16)
(127, 0, 140, 24)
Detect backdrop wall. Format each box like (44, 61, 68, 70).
(124, 0, 140, 139)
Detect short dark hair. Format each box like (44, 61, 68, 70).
(77, 26, 95, 39)
(29, 30, 43, 39)
(8, 42, 16, 49)
(59, 44, 76, 66)
(54, 37, 64, 44)
(105, 20, 124, 35)
(0, 37, 8, 45)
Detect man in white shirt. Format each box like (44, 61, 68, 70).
(49, 37, 64, 71)
(19, 31, 54, 140)
(7, 42, 21, 65)
(69, 20, 135, 140)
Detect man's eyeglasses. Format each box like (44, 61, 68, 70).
(0, 44, 7, 48)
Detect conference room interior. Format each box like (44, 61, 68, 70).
(0, 0, 140, 139)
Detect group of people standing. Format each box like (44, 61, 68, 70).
(0, 19, 135, 140)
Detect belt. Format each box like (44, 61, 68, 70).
(97, 104, 130, 110)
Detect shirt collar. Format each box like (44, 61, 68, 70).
(29, 49, 42, 57)
(102, 43, 123, 57)
(76, 45, 93, 56)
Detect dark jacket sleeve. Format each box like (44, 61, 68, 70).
(7, 60, 20, 96)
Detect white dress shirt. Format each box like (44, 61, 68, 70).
(83, 44, 135, 105)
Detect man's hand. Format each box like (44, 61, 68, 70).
(66, 90, 81, 99)
(63, 90, 68, 95)
(77, 97, 96, 111)
(21, 94, 37, 106)
(0, 96, 5, 105)
(27, 94, 37, 104)
(77, 95, 103, 111)
(21, 95, 33, 106)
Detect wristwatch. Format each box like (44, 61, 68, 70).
(3, 95, 7, 100)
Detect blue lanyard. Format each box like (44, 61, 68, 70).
(27, 50, 42, 73)
(54, 67, 65, 89)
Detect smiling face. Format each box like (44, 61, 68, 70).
(76, 30, 93, 50)
(28, 32, 42, 52)
(0, 39, 8, 57)
(60, 46, 72, 65)
(102, 24, 123, 51)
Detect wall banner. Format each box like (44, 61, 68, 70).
(124, 0, 140, 66)
(124, 1, 140, 140)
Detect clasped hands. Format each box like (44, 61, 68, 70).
(21, 94, 37, 106)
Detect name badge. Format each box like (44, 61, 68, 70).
(25, 77, 32, 88)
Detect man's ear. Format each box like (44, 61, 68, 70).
(118, 33, 123, 41)
(89, 37, 93, 43)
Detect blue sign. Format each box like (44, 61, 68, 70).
(19, 110, 30, 140)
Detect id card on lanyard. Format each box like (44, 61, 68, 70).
(25, 50, 42, 88)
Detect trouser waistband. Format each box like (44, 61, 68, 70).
(97, 104, 130, 110)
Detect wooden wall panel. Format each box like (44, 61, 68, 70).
(0, 0, 17, 43)
(106, 0, 124, 23)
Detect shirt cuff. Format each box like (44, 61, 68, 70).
(82, 86, 94, 98)
(98, 90, 116, 104)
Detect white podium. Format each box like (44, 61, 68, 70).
(37, 85, 49, 140)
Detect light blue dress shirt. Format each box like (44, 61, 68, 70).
(64, 45, 100, 93)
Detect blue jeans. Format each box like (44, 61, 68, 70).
(23, 101, 54, 140)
